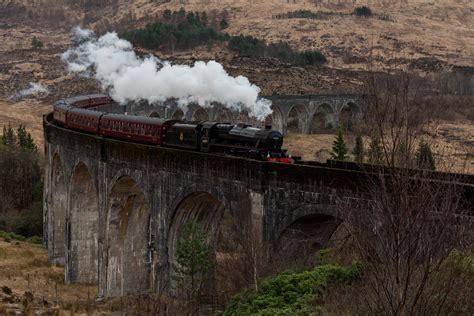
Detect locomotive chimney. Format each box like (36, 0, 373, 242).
(265, 125, 272, 130)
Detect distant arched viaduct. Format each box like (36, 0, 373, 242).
(105, 94, 364, 135)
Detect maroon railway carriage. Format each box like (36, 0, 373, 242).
(53, 101, 69, 125)
(87, 94, 114, 108)
(67, 107, 104, 134)
(100, 114, 175, 145)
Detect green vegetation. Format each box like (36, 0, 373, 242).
(31, 36, 43, 49)
(352, 134, 364, 163)
(367, 135, 383, 165)
(0, 231, 42, 245)
(353, 6, 373, 17)
(415, 141, 436, 170)
(223, 262, 362, 315)
(230, 36, 326, 65)
(330, 127, 348, 161)
(274, 10, 348, 20)
(173, 221, 211, 297)
(220, 18, 229, 30)
(122, 11, 224, 51)
(123, 8, 326, 66)
(0, 125, 43, 237)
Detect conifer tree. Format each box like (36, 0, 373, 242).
(353, 134, 364, 163)
(331, 127, 348, 161)
(220, 18, 229, 29)
(1, 125, 16, 148)
(416, 142, 436, 170)
(368, 135, 384, 165)
(173, 220, 210, 298)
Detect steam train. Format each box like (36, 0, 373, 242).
(53, 94, 294, 163)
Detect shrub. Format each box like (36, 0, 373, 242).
(31, 36, 43, 49)
(220, 18, 229, 29)
(415, 142, 436, 170)
(26, 236, 42, 245)
(229, 35, 326, 65)
(296, 50, 327, 65)
(353, 6, 372, 17)
(223, 262, 362, 315)
(276, 10, 347, 20)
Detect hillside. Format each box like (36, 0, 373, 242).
(1, 0, 473, 72)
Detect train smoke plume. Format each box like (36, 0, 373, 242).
(62, 28, 272, 120)
(12, 82, 49, 100)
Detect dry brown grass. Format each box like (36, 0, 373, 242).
(0, 100, 51, 149)
(283, 121, 473, 174)
(0, 239, 99, 314)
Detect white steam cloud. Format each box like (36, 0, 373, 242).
(61, 28, 272, 120)
(18, 82, 49, 98)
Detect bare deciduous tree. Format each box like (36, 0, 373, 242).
(331, 71, 473, 315)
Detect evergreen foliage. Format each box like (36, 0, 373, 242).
(0, 125, 42, 210)
(352, 134, 364, 163)
(123, 8, 326, 66)
(0, 125, 43, 237)
(330, 127, 348, 161)
(223, 262, 362, 315)
(31, 36, 43, 49)
(173, 220, 211, 297)
(353, 6, 373, 17)
(122, 10, 223, 51)
(415, 142, 436, 170)
(367, 135, 384, 165)
(229, 36, 326, 65)
(163, 9, 172, 20)
(274, 9, 348, 20)
(220, 18, 229, 29)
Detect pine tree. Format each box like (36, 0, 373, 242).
(1, 125, 16, 148)
(368, 135, 384, 165)
(416, 142, 436, 170)
(31, 36, 43, 49)
(330, 127, 348, 161)
(17, 125, 27, 148)
(220, 18, 229, 29)
(163, 9, 172, 20)
(353, 134, 364, 163)
(201, 11, 208, 26)
(173, 220, 210, 298)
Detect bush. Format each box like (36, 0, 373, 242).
(31, 36, 43, 49)
(229, 35, 326, 65)
(228, 35, 262, 57)
(295, 50, 327, 65)
(353, 6, 372, 17)
(275, 10, 347, 20)
(223, 262, 362, 315)
(0, 230, 41, 244)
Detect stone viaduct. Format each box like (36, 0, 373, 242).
(43, 111, 377, 298)
(43, 109, 473, 301)
(99, 94, 363, 135)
